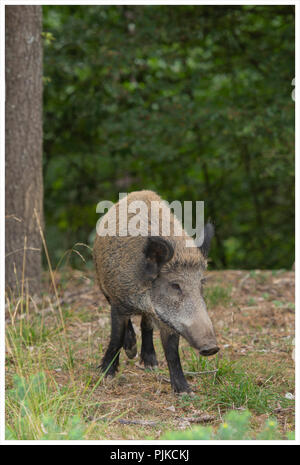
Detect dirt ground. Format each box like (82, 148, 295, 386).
(6, 268, 295, 439)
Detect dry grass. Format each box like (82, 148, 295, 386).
(5, 267, 295, 440)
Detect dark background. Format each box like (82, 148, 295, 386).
(43, 5, 295, 270)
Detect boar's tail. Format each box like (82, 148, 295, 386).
(123, 319, 137, 359)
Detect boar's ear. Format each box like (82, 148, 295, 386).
(200, 223, 214, 259)
(143, 236, 174, 280)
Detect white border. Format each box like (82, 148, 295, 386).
(1, 0, 297, 446)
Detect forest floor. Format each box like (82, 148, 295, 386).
(5, 268, 295, 440)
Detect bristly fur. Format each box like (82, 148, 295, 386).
(94, 190, 218, 392)
(94, 190, 206, 312)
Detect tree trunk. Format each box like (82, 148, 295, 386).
(5, 6, 43, 295)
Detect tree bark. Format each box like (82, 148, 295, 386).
(5, 6, 43, 295)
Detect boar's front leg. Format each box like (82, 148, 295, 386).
(140, 314, 158, 369)
(160, 328, 191, 394)
(100, 305, 127, 377)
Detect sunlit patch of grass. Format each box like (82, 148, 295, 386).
(271, 269, 287, 276)
(178, 349, 294, 416)
(183, 349, 235, 378)
(272, 300, 295, 310)
(210, 376, 276, 413)
(249, 270, 269, 284)
(204, 285, 232, 308)
(7, 316, 63, 349)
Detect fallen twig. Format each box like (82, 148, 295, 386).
(273, 406, 294, 413)
(238, 272, 250, 289)
(135, 364, 218, 382)
(180, 414, 214, 423)
(157, 375, 171, 384)
(118, 419, 158, 427)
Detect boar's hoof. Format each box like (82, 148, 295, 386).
(141, 353, 158, 370)
(173, 381, 192, 394)
(177, 391, 195, 398)
(99, 361, 118, 378)
(124, 344, 137, 359)
(101, 374, 115, 386)
(144, 364, 158, 371)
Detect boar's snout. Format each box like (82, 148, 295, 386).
(199, 345, 220, 357)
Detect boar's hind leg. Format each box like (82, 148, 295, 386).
(100, 305, 127, 377)
(160, 329, 191, 393)
(123, 319, 137, 359)
(140, 314, 158, 369)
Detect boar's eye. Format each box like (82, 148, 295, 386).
(171, 283, 181, 292)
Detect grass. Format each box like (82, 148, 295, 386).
(203, 284, 231, 308)
(178, 352, 294, 415)
(162, 410, 295, 440)
(5, 264, 295, 440)
(5, 302, 123, 439)
(6, 372, 88, 439)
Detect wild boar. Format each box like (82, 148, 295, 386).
(93, 190, 219, 393)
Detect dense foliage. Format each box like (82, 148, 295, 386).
(43, 5, 294, 269)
